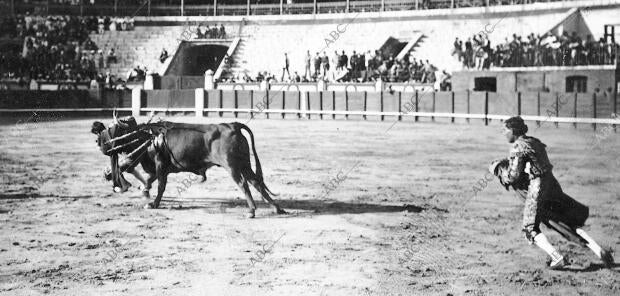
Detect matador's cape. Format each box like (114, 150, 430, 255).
(490, 158, 590, 245)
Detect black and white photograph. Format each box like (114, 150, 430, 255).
(1, 0, 619, 295)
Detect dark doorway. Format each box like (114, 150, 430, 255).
(566, 75, 587, 93)
(474, 77, 497, 92)
(165, 42, 229, 76)
(379, 37, 407, 59)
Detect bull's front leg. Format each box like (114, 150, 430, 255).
(145, 155, 168, 209)
(140, 156, 157, 199)
(145, 173, 167, 209)
(141, 173, 157, 199)
(154, 173, 168, 208)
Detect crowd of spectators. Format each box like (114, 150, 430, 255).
(177, 22, 228, 42)
(227, 49, 446, 88)
(195, 23, 226, 39)
(0, 12, 136, 89)
(454, 31, 619, 70)
(96, 16, 135, 33)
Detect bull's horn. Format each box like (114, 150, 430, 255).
(112, 108, 130, 128)
(146, 111, 156, 124)
(112, 108, 118, 124)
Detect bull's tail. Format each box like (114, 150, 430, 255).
(238, 123, 278, 196)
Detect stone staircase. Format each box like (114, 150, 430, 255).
(220, 11, 570, 78)
(220, 21, 254, 80)
(90, 24, 241, 80)
(89, 26, 186, 79)
(223, 38, 248, 79)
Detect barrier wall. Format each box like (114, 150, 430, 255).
(1, 89, 618, 129)
(160, 76, 204, 89)
(103, 90, 134, 108)
(143, 90, 195, 108)
(216, 82, 431, 93)
(452, 67, 616, 94)
(0, 90, 130, 109)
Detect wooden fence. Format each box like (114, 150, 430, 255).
(135, 89, 619, 129)
(1, 89, 618, 129)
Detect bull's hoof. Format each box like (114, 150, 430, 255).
(246, 209, 256, 219)
(276, 208, 287, 215)
(144, 202, 158, 209)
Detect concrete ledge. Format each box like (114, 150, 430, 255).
(134, 0, 620, 25)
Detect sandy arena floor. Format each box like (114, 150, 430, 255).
(0, 114, 619, 296)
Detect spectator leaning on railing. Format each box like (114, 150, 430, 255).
(457, 31, 618, 69)
(194, 23, 227, 39)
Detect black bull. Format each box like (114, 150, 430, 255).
(93, 120, 286, 218)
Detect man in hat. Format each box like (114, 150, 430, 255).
(490, 116, 614, 269)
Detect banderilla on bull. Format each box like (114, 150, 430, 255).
(105, 129, 143, 145)
(124, 140, 152, 161)
(106, 137, 143, 154)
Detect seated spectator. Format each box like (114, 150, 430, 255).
(159, 48, 169, 63)
(109, 17, 116, 31)
(106, 48, 117, 64)
(96, 50, 104, 69)
(97, 16, 104, 34)
(292, 71, 301, 82)
(128, 17, 134, 30)
(120, 17, 127, 31)
(115, 78, 128, 90)
(90, 77, 100, 89)
(223, 53, 232, 67)
(105, 72, 114, 88)
(253, 72, 263, 82)
(127, 65, 146, 82)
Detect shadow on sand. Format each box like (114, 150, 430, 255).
(157, 197, 448, 216)
(564, 263, 620, 273)
(0, 193, 96, 200)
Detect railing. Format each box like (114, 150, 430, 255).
(0, 79, 92, 90)
(3, 89, 616, 131)
(9, 0, 582, 17)
(216, 81, 433, 92)
(458, 45, 619, 69)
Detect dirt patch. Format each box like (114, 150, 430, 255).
(1, 116, 619, 295)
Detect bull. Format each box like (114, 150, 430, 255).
(91, 114, 286, 218)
